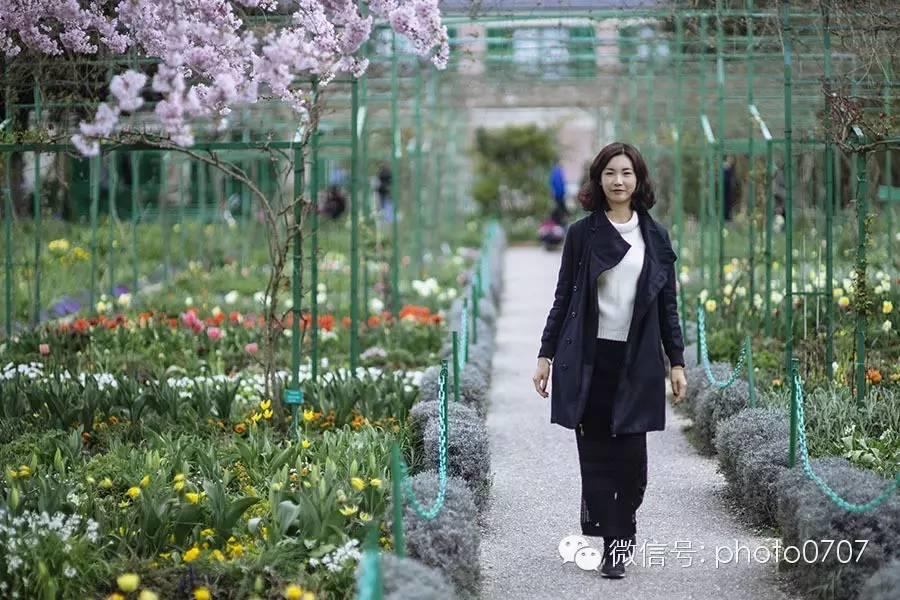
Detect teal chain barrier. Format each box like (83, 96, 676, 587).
(399, 360, 449, 520)
(791, 358, 899, 513)
(697, 298, 750, 390)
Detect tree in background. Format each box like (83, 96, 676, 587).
(471, 123, 556, 220)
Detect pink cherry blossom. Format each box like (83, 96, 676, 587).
(0, 1, 449, 153)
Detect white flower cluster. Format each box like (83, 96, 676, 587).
(3, 364, 423, 403)
(0, 508, 100, 577)
(308, 538, 362, 573)
(411, 277, 440, 297)
(1, 363, 119, 391)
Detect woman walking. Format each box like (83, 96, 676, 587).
(532, 142, 688, 579)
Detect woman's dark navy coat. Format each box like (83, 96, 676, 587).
(537, 207, 685, 434)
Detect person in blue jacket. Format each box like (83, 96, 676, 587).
(549, 158, 568, 214)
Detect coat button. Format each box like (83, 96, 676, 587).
(573, 285, 578, 292)
(561, 363, 568, 371)
(566, 337, 572, 344)
(571, 311, 576, 318)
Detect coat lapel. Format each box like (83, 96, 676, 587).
(629, 209, 670, 328)
(586, 209, 631, 285)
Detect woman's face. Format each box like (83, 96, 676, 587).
(601, 153, 637, 208)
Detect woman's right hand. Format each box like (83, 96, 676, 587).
(533, 357, 551, 398)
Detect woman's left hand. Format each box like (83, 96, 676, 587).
(670, 366, 687, 403)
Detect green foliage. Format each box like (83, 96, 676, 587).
(471, 124, 556, 218)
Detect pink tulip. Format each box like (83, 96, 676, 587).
(39, 343, 50, 356)
(244, 342, 258, 355)
(207, 327, 222, 341)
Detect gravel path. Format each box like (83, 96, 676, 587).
(479, 245, 799, 600)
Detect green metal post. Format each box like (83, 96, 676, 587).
(89, 153, 100, 312)
(765, 140, 774, 337)
(291, 147, 304, 403)
(853, 146, 868, 407)
(161, 152, 171, 284)
(414, 70, 424, 279)
(31, 78, 42, 326)
(3, 152, 11, 338)
(350, 79, 360, 373)
(131, 155, 140, 295)
(883, 71, 895, 268)
(822, 6, 835, 379)
(390, 33, 401, 319)
(746, 0, 756, 310)
(782, 0, 795, 378)
(698, 16, 708, 289)
(452, 330, 460, 404)
(198, 161, 208, 266)
(627, 58, 637, 138)
(108, 151, 118, 299)
(311, 82, 321, 383)
(360, 54, 370, 325)
(3, 77, 11, 336)
(675, 14, 686, 337)
(716, 0, 726, 291)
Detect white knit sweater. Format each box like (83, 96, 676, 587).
(596, 210, 645, 341)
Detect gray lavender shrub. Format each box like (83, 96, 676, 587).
(408, 399, 492, 512)
(681, 361, 735, 418)
(418, 364, 489, 418)
(387, 471, 481, 599)
(354, 553, 458, 600)
(858, 559, 900, 600)
(775, 457, 900, 600)
(714, 408, 791, 525)
(692, 379, 751, 455)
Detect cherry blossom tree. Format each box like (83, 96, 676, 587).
(1, 0, 449, 152)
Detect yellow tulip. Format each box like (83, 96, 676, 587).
(883, 300, 893, 314)
(369, 478, 382, 488)
(283, 585, 304, 600)
(838, 296, 850, 308)
(704, 299, 717, 313)
(350, 477, 366, 491)
(138, 591, 160, 600)
(194, 587, 211, 600)
(126, 487, 141, 499)
(116, 573, 140, 592)
(140, 475, 151, 488)
(339, 505, 358, 516)
(183, 546, 201, 563)
(301, 439, 311, 449)
(185, 492, 202, 504)
(303, 409, 316, 422)
(210, 549, 225, 562)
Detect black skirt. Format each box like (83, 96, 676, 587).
(576, 338, 648, 538)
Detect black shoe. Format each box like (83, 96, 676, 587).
(601, 538, 627, 579)
(600, 556, 625, 579)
